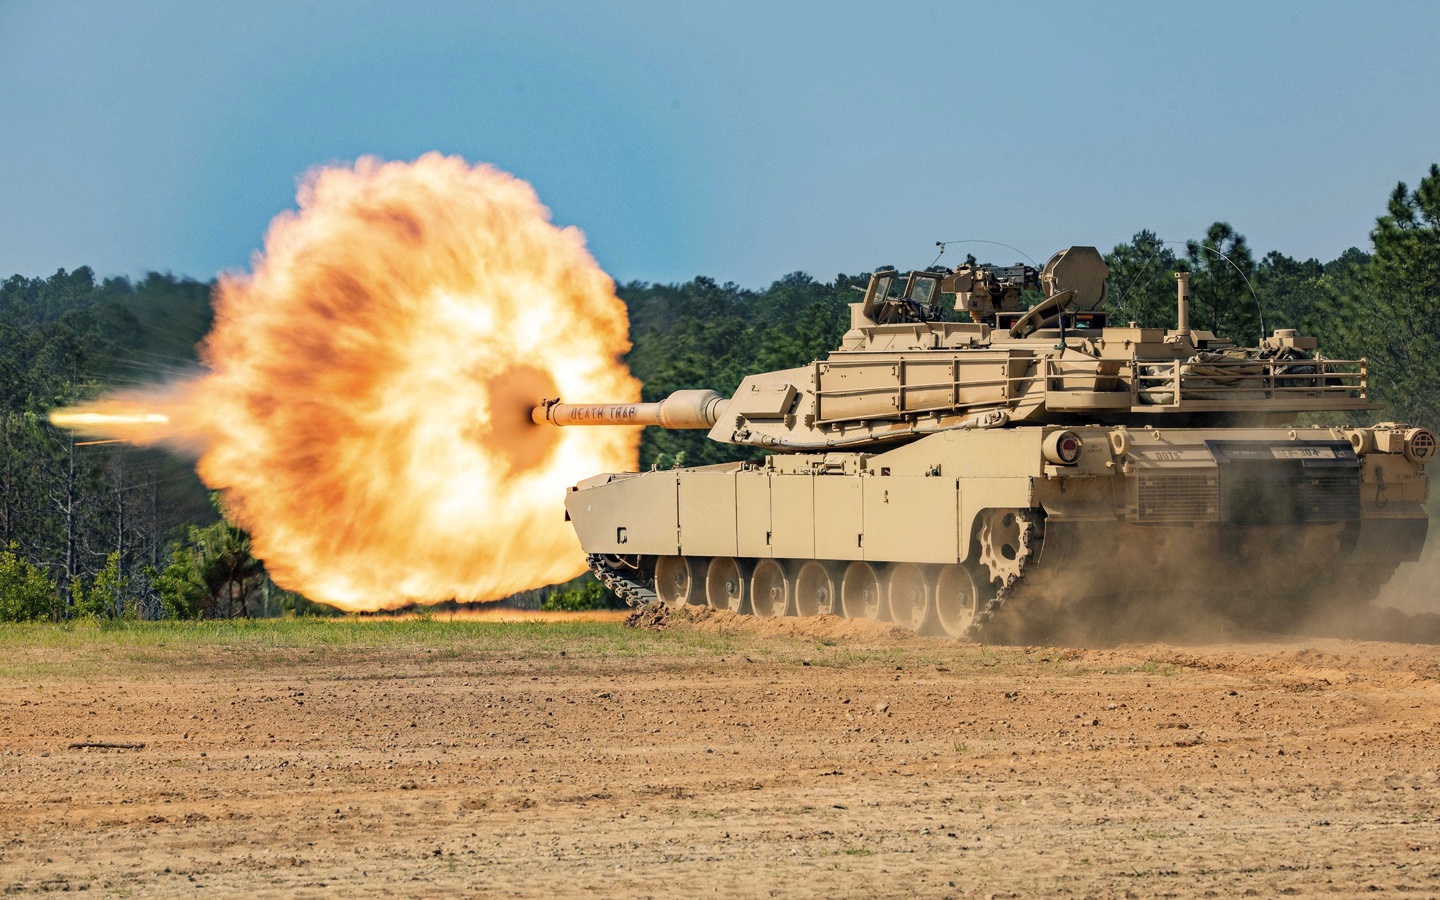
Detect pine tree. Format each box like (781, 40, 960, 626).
(1356, 165, 1440, 426)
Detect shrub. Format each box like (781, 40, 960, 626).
(542, 578, 618, 611)
(156, 543, 208, 619)
(0, 544, 58, 622)
(70, 551, 133, 619)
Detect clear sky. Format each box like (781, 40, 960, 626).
(2, 1, 1438, 288)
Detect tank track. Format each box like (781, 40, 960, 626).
(968, 594, 1004, 639)
(968, 596, 1004, 641)
(586, 554, 659, 608)
(592, 543, 1034, 639)
(967, 576, 1036, 639)
(966, 510, 1042, 641)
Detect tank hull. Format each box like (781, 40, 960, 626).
(567, 425, 1429, 640)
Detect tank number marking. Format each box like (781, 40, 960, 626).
(1271, 447, 1335, 459)
(1134, 448, 1210, 462)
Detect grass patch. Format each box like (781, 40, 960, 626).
(0, 617, 749, 679)
(0, 616, 676, 652)
(0, 616, 1106, 681)
(1104, 661, 1184, 677)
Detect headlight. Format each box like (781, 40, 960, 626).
(1043, 430, 1083, 465)
(1404, 428, 1437, 464)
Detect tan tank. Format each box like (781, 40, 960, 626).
(532, 247, 1435, 640)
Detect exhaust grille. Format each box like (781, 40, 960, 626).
(1224, 471, 1359, 524)
(1298, 472, 1359, 522)
(1208, 440, 1362, 525)
(1137, 471, 1219, 524)
(1232, 466, 1353, 524)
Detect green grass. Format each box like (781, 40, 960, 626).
(0, 617, 750, 678)
(0, 615, 1183, 682)
(1104, 661, 1184, 677)
(0, 616, 627, 650)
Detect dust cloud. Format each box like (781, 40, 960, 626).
(991, 510, 1440, 647)
(1373, 511, 1440, 616)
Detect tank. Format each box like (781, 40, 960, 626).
(532, 247, 1435, 640)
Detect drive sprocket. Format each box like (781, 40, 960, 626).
(976, 508, 1039, 592)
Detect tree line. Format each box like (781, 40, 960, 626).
(1, 164, 1436, 620)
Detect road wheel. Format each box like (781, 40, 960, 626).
(840, 561, 882, 620)
(750, 559, 790, 617)
(792, 560, 837, 617)
(705, 557, 750, 613)
(933, 563, 983, 638)
(654, 556, 697, 607)
(884, 563, 930, 633)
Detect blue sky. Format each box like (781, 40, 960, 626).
(2, 1, 1438, 288)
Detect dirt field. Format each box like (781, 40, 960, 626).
(3, 609, 1440, 898)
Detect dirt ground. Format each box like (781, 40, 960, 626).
(3, 609, 1440, 898)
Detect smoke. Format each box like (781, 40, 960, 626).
(1372, 500, 1440, 616)
(51, 154, 641, 611)
(989, 513, 1440, 647)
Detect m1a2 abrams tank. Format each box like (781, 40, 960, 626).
(532, 247, 1435, 640)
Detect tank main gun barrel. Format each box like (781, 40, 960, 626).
(531, 389, 727, 430)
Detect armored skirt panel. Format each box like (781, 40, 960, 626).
(566, 427, 1424, 562)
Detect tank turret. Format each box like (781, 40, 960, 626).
(537, 247, 1385, 451)
(533, 247, 1434, 643)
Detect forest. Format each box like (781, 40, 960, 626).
(1, 164, 1437, 620)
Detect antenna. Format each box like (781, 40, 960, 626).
(932, 239, 1039, 269)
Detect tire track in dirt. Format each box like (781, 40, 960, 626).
(2, 618, 1439, 897)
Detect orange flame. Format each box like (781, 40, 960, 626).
(51, 154, 641, 610)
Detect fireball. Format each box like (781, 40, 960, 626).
(52, 154, 641, 610)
